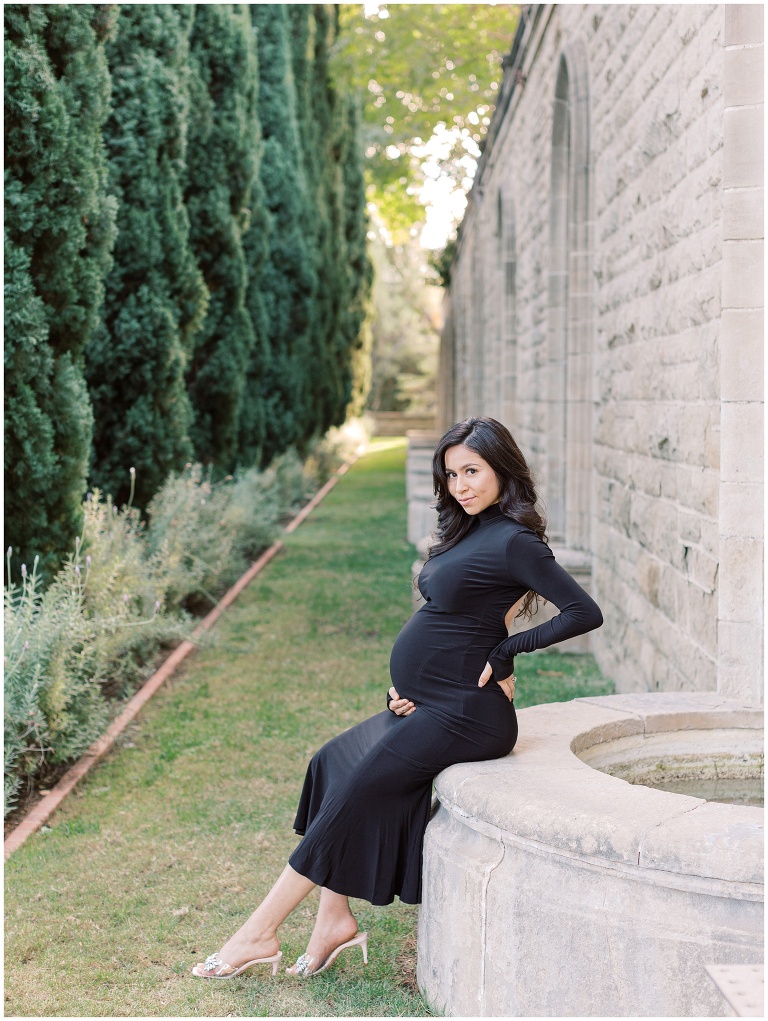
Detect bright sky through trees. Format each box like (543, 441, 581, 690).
(333, 2, 519, 249)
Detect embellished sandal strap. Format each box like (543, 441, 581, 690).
(202, 952, 235, 976)
(295, 953, 318, 977)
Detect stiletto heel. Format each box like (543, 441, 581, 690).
(191, 949, 283, 979)
(289, 931, 369, 978)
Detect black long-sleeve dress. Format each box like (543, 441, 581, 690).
(288, 502, 603, 904)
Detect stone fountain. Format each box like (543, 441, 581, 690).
(418, 692, 763, 1017)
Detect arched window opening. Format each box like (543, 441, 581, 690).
(547, 42, 592, 550)
(499, 190, 518, 430)
(471, 228, 485, 415)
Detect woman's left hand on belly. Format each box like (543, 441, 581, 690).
(388, 686, 416, 716)
(478, 662, 516, 702)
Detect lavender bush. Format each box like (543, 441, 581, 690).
(4, 424, 368, 817)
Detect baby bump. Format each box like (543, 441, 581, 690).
(389, 611, 501, 705)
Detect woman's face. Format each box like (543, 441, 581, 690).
(444, 444, 501, 515)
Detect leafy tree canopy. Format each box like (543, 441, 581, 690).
(332, 3, 518, 244)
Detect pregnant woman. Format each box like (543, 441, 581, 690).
(192, 417, 603, 979)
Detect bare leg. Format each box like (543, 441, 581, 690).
(194, 864, 315, 975)
(285, 887, 359, 975)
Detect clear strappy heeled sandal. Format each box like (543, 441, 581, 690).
(191, 949, 283, 979)
(289, 932, 368, 978)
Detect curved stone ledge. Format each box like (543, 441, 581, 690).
(418, 693, 764, 1018)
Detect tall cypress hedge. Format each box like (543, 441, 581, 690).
(4, 4, 117, 573)
(184, 4, 260, 472)
(5, 3, 373, 564)
(85, 3, 208, 506)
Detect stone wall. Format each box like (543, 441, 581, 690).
(717, 4, 764, 704)
(438, 4, 763, 701)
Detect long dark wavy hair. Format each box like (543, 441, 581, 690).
(428, 417, 547, 620)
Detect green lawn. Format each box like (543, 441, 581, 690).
(4, 438, 612, 1017)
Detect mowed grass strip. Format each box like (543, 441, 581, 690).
(4, 437, 613, 1018)
(4, 439, 430, 1018)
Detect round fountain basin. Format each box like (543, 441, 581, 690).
(418, 692, 764, 1018)
(575, 720, 764, 807)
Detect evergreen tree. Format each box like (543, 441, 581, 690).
(85, 4, 208, 506)
(290, 4, 340, 436)
(286, 4, 373, 436)
(338, 97, 375, 418)
(237, 168, 272, 469)
(313, 7, 374, 428)
(184, 4, 260, 472)
(249, 4, 316, 463)
(4, 4, 116, 573)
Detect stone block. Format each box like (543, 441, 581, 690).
(706, 100, 726, 158)
(682, 642, 720, 694)
(647, 614, 716, 687)
(418, 809, 503, 1017)
(626, 453, 660, 498)
(653, 561, 683, 622)
(719, 401, 764, 484)
(719, 480, 763, 538)
(722, 239, 764, 309)
(723, 185, 763, 240)
(627, 488, 668, 554)
(685, 111, 711, 173)
(719, 308, 764, 400)
(699, 516, 721, 558)
(648, 401, 717, 468)
(718, 534, 764, 621)
(640, 802, 763, 883)
(705, 411, 721, 469)
(635, 551, 662, 608)
(588, 689, 760, 724)
(724, 39, 764, 106)
(677, 509, 702, 544)
(655, 459, 679, 502)
(523, 696, 640, 738)
(682, 582, 718, 654)
(442, 762, 704, 866)
(479, 849, 761, 1018)
(716, 667, 762, 709)
(724, 5, 765, 47)
(407, 502, 437, 547)
(717, 620, 765, 703)
(654, 357, 710, 402)
(684, 545, 719, 593)
(723, 106, 764, 188)
(673, 464, 717, 516)
(719, 304, 764, 351)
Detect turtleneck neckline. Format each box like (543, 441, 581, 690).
(477, 502, 504, 524)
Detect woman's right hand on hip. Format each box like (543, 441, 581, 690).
(387, 686, 416, 715)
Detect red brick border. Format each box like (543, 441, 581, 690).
(4, 457, 357, 859)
